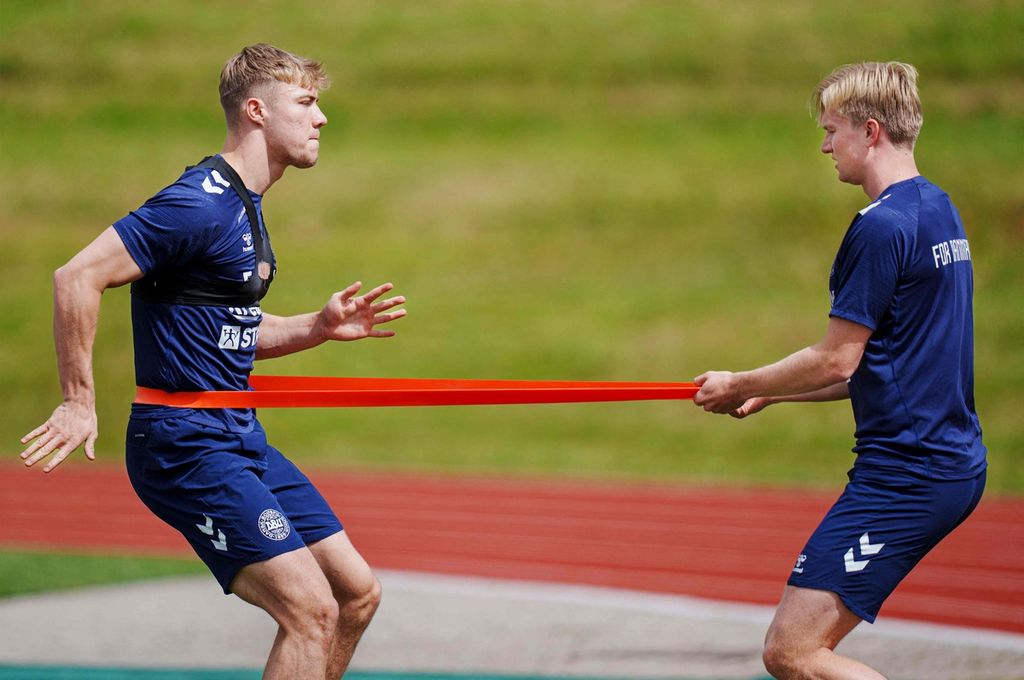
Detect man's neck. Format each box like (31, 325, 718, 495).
(219, 131, 285, 195)
(861, 147, 920, 200)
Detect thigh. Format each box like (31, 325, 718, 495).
(260, 441, 345, 546)
(126, 417, 308, 593)
(230, 545, 334, 626)
(307, 531, 378, 601)
(787, 467, 986, 623)
(254, 439, 374, 601)
(765, 585, 863, 654)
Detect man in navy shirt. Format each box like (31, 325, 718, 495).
(21, 44, 406, 678)
(693, 62, 986, 679)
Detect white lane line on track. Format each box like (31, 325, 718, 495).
(375, 569, 1024, 652)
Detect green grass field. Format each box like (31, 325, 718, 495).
(0, 550, 207, 598)
(2, 1, 1022, 590)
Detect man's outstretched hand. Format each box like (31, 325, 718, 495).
(316, 281, 407, 342)
(21, 400, 98, 472)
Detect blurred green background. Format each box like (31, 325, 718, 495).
(2, 1, 1021, 502)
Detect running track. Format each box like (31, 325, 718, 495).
(1, 463, 1021, 634)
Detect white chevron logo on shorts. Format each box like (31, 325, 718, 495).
(844, 532, 884, 573)
(196, 515, 229, 552)
(211, 530, 228, 552)
(201, 170, 231, 195)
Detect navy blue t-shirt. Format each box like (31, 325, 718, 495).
(829, 176, 985, 479)
(113, 157, 275, 432)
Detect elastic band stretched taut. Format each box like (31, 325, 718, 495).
(134, 375, 700, 408)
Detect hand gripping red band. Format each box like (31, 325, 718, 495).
(134, 375, 699, 408)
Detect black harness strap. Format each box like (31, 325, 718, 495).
(131, 155, 275, 307)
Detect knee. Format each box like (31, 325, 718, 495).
(355, 574, 382, 615)
(762, 638, 800, 680)
(362, 575, 383, 617)
(367, 575, 382, 611)
(338, 575, 381, 627)
(275, 589, 339, 653)
(304, 591, 341, 643)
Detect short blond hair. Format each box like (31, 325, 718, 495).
(812, 62, 923, 150)
(219, 44, 330, 125)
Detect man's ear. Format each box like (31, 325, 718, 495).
(244, 97, 266, 126)
(864, 118, 883, 147)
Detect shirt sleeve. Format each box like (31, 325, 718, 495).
(112, 181, 218, 275)
(829, 211, 903, 331)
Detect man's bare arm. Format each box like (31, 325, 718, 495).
(21, 227, 143, 472)
(729, 381, 850, 419)
(256, 281, 406, 360)
(694, 316, 871, 415)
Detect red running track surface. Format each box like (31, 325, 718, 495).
(1, 463, 1021, 634)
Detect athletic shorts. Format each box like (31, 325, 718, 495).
(125, 416, 344, 593)
(787, 463, 985, 623)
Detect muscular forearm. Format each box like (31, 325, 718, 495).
(52, 266, 102, 404)
(765, 381, 850, 405)
(694, 318, 870, 414)
(255, 311, 325, 360)
(736, 343, 854, 400)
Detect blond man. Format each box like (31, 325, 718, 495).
(21, 44, 406, 678)
(693, 62, 986, 679)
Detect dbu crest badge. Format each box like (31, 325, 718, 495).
(258, 509, 291, 541)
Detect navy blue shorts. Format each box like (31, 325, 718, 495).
(787, 463, 985, 622)
(125, 416, 344, 593)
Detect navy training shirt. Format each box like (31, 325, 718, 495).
(113, 157, 275, 432)
(829, 176, 986, 479)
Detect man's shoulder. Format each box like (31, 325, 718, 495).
(873, 176, 950, 214)
(851, 182, 930, 238)
(144, 162, 242, 218)
(851, 198, 904, 236)
(147, 159, 231, 201)
(119, 161, 247, 239)
(179, 162, 239, 202)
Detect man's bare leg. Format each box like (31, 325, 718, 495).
(763, 586, 886, 680)
(231, 548, 339, 679)
(309, 531, 382, 678)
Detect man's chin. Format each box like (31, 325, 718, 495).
(292, 155, 319, 169)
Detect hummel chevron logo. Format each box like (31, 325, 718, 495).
(201, 169, 231, 195)
(844, 532, 884, 573)
(196, 515, 229, 552)
(196, 514, 214, 535)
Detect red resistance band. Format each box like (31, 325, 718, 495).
(134, 375, 699, 408)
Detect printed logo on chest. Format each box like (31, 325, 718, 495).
(218, 325, 259, 351)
